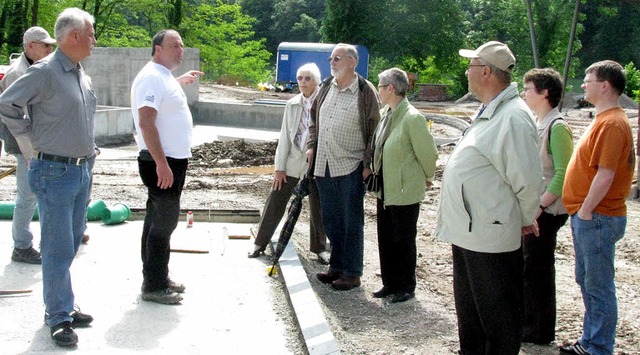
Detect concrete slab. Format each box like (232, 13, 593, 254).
(0, 220, 299, 354)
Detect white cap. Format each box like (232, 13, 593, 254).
(459, 41, 515, 73)
(23, 26, 56, 45)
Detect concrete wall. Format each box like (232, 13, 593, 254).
(193, 101, 285, 131)
(82, 47, 200, 107)
(94, 106, 135, 145)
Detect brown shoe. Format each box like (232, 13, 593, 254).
(82, 234, 90, 244)
(331, 276, 361, 290)
(316, 270, 342, 284)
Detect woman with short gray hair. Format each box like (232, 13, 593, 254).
(369, 67, 438, 303)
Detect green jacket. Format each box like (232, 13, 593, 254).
(373, 98, 438, 206)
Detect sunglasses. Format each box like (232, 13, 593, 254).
(328, 55, 352, 63)
(297, 76, 312, 82)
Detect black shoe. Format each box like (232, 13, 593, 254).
(50, 321, 78, 347)
(70, 307, 93, 327)
(331, 276, 361, 291)
(522, 335, 553, 345)
(317, 271, 342, 284)
(247, 245, 266, 258)
(559, 341, 590, 354)
(44, 305, 93, 327)
(141, 288, 183, 304)
(390, 292, 415, 303)
(11, 247, 41, 264)
(372, 286, 394, 298)
(167, 279, 186, 293)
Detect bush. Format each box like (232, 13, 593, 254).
(624, 62, 640, 102)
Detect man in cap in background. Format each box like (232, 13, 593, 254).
(0, 26, 55, 264)
(435, 41, 543, 354)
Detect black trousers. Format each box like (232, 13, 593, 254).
(253, 176, 326, 253)
(138, 156, 188, 292)
(376, 199, 419, 293)
(522, 212, 568, 342)
(452, 244, 523, 355)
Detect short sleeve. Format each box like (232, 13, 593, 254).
(132, 74, 164, 111)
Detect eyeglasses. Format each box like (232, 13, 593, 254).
(583, 79, 603, 85)
(297, 76, 312, 82)
(33, 42, 52, 48)
(328, 55, 352, 63)
(467, 64, 486, 70)
(378, 84, 389, 89)
(522, 86, 535, 93)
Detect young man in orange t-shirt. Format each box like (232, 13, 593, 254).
(560, 60, 635, 355)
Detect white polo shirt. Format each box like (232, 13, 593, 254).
(131, 61, 193, 159)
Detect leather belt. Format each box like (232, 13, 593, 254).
(33, 151, 89, 165)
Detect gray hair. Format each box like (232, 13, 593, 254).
(378, 68, 410, 97)
(54, 8, 95, 41)
(334, 43, 359, 64)
(296, 63, 321, 84)
(478, 58, 512, 85)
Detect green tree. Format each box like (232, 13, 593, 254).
(460, 0, 582, 82)
(578, 1, 640, 69)
(236, 0, 277, 53)
(321, 0, 383, 46)
(271, 0, 323, 45)
(181, 1, 271, 84)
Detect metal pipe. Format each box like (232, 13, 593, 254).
(560, 0, 581, 112)
(525, 0, 540, 68)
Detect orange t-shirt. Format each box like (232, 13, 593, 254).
(562, 107, 635, 216)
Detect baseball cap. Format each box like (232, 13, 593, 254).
(459, 41, 515, 73)
(23, 26, 56, 45)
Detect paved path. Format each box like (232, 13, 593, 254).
(0, 220, 299, 354)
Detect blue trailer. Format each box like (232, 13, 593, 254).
(276, 42, 369, 86)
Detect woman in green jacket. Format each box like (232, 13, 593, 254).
(369, 68, 438, 303)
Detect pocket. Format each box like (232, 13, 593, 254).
(42, 162, 68, 180)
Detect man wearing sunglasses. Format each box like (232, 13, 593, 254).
(306, 43, 380, 291)
(0, 26, 55, 265)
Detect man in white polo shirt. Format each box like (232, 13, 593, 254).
(131, 29, 203, 305)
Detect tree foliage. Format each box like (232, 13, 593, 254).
(181, 1, 271, 84)
(1, 0, 640, 89)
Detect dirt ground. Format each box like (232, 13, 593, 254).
(1, 83, 640, 354)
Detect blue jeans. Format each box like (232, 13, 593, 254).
(315, 163, 365, 277)
(83, 154, 96, 233)
(12, 154, 37, 249)
(570, 213, 626, 355)
(28, 158, 90, 327)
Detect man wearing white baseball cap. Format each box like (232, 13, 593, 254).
(0, 26, 56, 265)
(435, 41, 543, 354)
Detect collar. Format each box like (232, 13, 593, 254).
(54, 49, 80, 73)
(150, 61, 173, 76)
(332, 74, 358, 93)
(475, 83, 520, 120)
